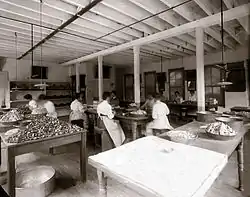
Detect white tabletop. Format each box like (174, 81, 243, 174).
(89, 136, 228, 197)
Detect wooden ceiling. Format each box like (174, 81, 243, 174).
(0, 0, 248, 66)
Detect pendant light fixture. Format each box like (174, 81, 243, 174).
(34, 0, 48, 89)
(12, 32, 22, 91)
(216, 0, 232, 88)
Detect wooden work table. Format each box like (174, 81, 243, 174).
(0, 127, 87, 197)
(159, 120, 248, 191)
(86, 108, 149, 140)
(89, 120, 248, 197)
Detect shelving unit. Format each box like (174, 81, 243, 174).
(10, 81, 72, 108)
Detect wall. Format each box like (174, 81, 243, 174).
(124, 45, 249, 110)
(2, 58, 69, 82)
(70, 61, 116, 104)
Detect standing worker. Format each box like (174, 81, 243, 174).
(146, 94, 173, 136)
(97, 92, 127, 147)
(24, 94, 38, 112)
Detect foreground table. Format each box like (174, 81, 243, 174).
(0, 131, 87, 197)
(159, 120, 248, 191)
(89, 136, 227, 197)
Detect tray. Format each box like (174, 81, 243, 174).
(206, 132, 235, 141)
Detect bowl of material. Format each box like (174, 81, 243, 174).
(165, 130, 197, 144)
(16, 166, 55, 197)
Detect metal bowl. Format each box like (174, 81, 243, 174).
(206, 132, 235, 141)
(16, 166, 55, 197)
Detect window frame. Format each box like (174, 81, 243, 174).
(168, 68, 185, 101)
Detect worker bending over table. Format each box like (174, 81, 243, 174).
(146, 94, 173, 136)
(97, 92, 128, 147)
(140, 94, 155, 115)
(38, 94, 57, 118)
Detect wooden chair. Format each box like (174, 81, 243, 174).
(94, 118, 115, 152)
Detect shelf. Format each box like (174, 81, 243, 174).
(10, 89, 45, 92)
(10, 100, 29, 103)
(47, 89, 71, 91)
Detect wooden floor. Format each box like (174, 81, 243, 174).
(1, 119, 250, 197)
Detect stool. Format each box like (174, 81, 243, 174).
(153, 129, 169, 136)
(94, 126, 114, 152)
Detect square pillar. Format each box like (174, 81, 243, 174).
(196, 27, 205, 111)
(75, 63, 80, 93)
(133, 46, 140, 106)
(98, 56, 103, 101)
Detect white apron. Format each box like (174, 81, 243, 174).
(147, 115, 173, 130)
(99, 116, 125, 147)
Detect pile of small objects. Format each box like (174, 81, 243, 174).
(0, 109, 23, 122)
(16, 105, 31, 115)
(7, 116, 83, 143)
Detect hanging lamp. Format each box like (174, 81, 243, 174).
(12, 32, 22, 91)
(34, 0, 48, 89)
(216, 0, 232, 88)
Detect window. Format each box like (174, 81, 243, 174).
(169, 68, 184, 101)
(226, 61, 245, 92)
(205, 65, 224, 106)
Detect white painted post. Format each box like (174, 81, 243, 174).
(76, 63, 80, 93)
(196, 27, 205, 111)
(98, 56, 103, 101)
(133, 46, 140, 106)
(244, 60, 249, 106)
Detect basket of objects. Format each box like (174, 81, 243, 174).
(129, 110, 147, 117)
(16, 165, 55, 197)
(164, 130, 197, 144)
(205, 122, 236, 141)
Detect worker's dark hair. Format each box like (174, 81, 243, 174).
(103, 92, 111, 100)
(155, 93, 162, 100)
(24, 94, 32, 100)
(38, 94, 46, 100)
(75, 93, 81, 99)
(111, 91, 116, 95)
(175, 91, 180, 95)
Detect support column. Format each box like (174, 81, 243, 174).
(196, 27, 205, 111)
(98, 56, 103, 101)
(244, 60, 249, 106)
(133, 46, 140, 106)
(76, 63, 80, 93)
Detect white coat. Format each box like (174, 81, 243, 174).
(69, 99, 86, 121)
(146, 101, 173, 135)
(97, 100, 125, 147)
(44, 101, 57, 118)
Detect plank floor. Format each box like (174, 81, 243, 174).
(1, 119, 250, 197)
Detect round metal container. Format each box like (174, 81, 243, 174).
(16, 166, 55, 197)
(197, 111, 216, 123)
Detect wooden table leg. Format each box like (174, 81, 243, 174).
(97, 170, 107, 197)
(80, 132, 87, 183)
(237, 138, 244, 191)
(131, 122, 138, 141)
(7, 147, 15, 197)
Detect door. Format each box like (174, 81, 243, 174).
(71, 75, 86, 100)
(169, 68, 185, 101)
(124, 74, 134, 101)
(144, 71, 156, 97)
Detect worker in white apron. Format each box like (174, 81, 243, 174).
(97, 92, 126, 147)
(146, 93, 173, 136)
(38, 94, 57, 118)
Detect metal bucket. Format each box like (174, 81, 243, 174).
(16, 166, 55, 197)
(197, 111, 216, 123)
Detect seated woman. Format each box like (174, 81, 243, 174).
(188, 90, 197, 102)
(146, 94, 173, 136)
(38, 94, 57, 118)
(174, 91, 183, 104)
(70, 92, 88, 129)
(24, 94, 38, 113)
(97, 92, 128, 147)
(140, 94, 155, 115)
(110, 91, 120, 107)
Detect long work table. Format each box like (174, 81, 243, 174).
(89, 120, 248, 197)
(0, 127, 87, 197)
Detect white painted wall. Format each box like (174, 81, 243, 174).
(2, 58, 69, 82)
(70, 61, 116, 104)
(125, 45, 249, 110)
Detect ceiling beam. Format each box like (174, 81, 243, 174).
(17, 0, 103, 60)
(61, 3, 250, 66)
(223, 0, 249, 34)
(194, 0, 242, 45)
